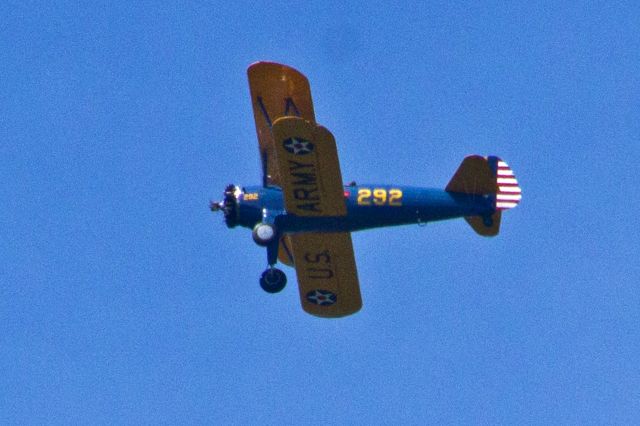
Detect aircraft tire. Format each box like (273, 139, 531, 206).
(260, 268, 287, 293)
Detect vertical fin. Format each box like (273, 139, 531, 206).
(446, 155, 522, 237)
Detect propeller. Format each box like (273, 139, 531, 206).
(209, 200, 223, 212)
(210, 184, 240, 228)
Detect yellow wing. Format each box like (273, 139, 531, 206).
(270, 116, 346, 217)
(289, 232, 362, 318)
(247, 62, 316, 187)
(270, 115, 361, 317)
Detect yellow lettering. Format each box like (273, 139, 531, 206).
(389, 189, 403, 206)
(356, 188, 403, 206)
(357, 189, 372, 205)
(373, 189, 386, 205)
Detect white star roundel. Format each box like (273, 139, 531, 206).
(283, 137, 314, 155)
(306, 289, 337, 306)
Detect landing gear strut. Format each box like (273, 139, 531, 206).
(254, 221, 288, 293)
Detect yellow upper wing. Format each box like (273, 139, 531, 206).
(247, 62, 316, 186)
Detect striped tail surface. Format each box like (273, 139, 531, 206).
(491, 157, 522, 211)
(446, 155, 522, 236)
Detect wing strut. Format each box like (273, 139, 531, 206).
(261, 151, 269, 187)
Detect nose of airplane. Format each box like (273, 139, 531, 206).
(210, 184, 240, 228)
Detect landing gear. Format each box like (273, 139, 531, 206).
(254, 221, 287, 293)
(259, 268, 287, 293)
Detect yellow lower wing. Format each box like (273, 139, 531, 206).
(270, 116, 361, 317)
(271, 116, 346, 217)
(289, 232, 362, 318)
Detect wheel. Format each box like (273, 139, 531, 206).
(259, 268, 287, 293)
(252, 223, 276, 246)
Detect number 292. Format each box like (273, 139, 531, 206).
(357, 188, 402, 206)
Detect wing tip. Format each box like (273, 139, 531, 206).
(303, 303, 362, 318)
(247, 61, 306, 79)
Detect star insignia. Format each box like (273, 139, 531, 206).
(306, 289, 337, 306)
(283, 137, 314, 155)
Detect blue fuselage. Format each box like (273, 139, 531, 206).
(230, 184, 494, 233)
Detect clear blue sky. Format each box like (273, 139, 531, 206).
(2, 2, 639, 424)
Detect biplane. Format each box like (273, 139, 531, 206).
(211, 62, 522, 318)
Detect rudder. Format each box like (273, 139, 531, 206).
(446, 155, 521, 237)
(488, 156, 522, 211)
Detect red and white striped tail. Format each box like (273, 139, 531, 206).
(495, 159, 522, 210)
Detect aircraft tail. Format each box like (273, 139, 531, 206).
(446, 155, 522, 236)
